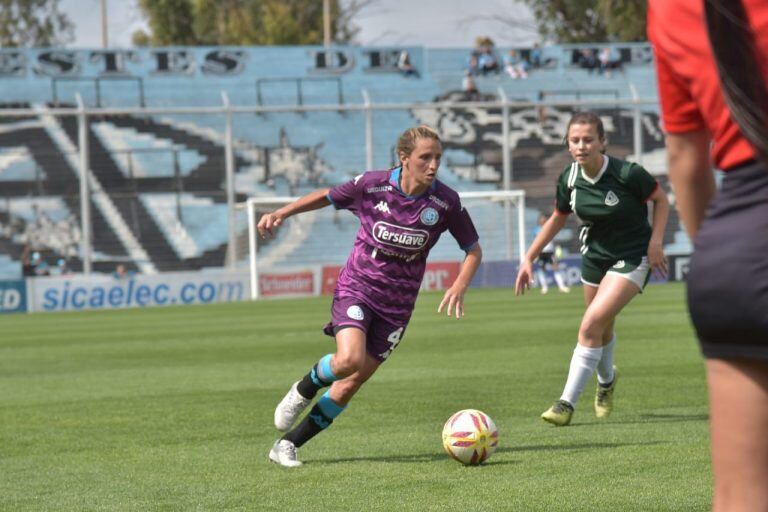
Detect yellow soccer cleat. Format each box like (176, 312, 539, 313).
(595, 366, 619, 418)
(541, 399, 574, 426)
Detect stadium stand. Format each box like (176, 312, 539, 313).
(0, 43, 682, 278)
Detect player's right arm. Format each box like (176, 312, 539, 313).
(257, 188, 331, 238)
(515, 210, 568, 295)
(665, 131, 714, 239)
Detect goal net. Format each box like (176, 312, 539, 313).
(241, 190, 526, 299)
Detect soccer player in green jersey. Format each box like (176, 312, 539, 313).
(515, 112, 670, 426)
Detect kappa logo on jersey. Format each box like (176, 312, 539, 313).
(420, 207, 439, 226)
(612, 260, 626, 269)
(605, 190, 620, 206)
(373, 201, 391, 214)
(372, 221, 429, 250)
(346, 305, 365, 320)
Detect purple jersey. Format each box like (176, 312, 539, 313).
(327, 167, 479, 324)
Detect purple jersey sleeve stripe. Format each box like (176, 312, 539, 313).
(326, 193, 339, 208)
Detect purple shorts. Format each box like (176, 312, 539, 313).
(323, 295, 408, 363)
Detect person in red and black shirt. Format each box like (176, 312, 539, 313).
(649, 1, 768, 510)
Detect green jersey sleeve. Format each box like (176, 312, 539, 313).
(624, 162, 659, 202)
(555, 165, 573, 213)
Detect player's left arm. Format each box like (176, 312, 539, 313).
(438, 243, 483, 319)
(646, 184, 670, 278)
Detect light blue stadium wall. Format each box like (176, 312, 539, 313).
(0, 43, 677, 278)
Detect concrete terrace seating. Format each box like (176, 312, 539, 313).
(0, 43, 682, 278)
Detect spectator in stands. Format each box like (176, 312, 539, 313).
(21, 245, 37, 277)
(397, 50, 419, 78)
(530, 43, 543, 69)
(649, 1, 768, 509)
(462, 70, 480, 101)
(477, 46, 500, 75)
(598, 47, 623, 77)
(260, 125, 483, 467)
(578, 49, 599, 73)
(56, 258, 71, 276)
(467, 51, 479, 75)
(32, 252, 50, 276)
(504, 49, 529, 79)
(515, 111, 669, 427)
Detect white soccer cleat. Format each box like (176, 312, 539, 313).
(269, 439, 302, 467)
(274, 381, 311, 432)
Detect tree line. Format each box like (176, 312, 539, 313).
(1, 0, 647, 48)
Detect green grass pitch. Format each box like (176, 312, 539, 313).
(0, 282, 711, 511)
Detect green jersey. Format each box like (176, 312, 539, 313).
(555, 155, 658, 261)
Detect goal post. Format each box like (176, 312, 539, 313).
(242, 189, 526, 300)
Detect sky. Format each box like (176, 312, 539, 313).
(58, 0, 539, 49)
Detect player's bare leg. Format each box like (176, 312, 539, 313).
(708, 359, 768, 512)
(271, 353, 381, 467)
(543, 276, 638, 425)
(271, 329, 370, 467)
(274, 327, 365, 432)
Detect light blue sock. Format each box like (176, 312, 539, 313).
(308, 390, 348, 429)
(310, 353, 338, 386)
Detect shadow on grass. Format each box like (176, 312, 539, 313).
(318, 451, 464, 465)
(315, 440, 666, 465)
(608, 412, 709, 425)
(497, 439, 667, 454)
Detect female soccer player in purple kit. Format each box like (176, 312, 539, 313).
(258, 126, 483, 467)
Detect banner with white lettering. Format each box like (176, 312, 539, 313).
(27, 270, 248, 313)
(0, 280, 27, 314)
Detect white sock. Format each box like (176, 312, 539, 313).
(597, 334, 616, 385)
(536, 270, 548, 292)
(560, 344, 603, 407)
(554, 271, 568, 290)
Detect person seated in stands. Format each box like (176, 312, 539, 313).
(467, 51, 479, 75)
(397, 50, 419, 78)
(529, 43, 543, 69)
(33, 253, 50, 276)
(598, 47, 623, 77)
(504, 50, 529, 79)
(462, 70, 480, 101)
(56, 258, 71, 276)
(578, 49, 599, 73)
(477, 47, 500, 75)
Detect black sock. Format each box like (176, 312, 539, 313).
(283, 404, 333, 448)
(296, 364, 327, 399)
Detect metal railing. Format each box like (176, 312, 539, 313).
(255, 76, 344, 107)
(0, 91, 660, 275)
(51, 76, 146, 107)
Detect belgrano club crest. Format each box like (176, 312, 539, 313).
(420, 207, 439, 226)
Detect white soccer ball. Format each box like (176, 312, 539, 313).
(441, 409, 499, 465)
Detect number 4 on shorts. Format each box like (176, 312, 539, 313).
(379, 327, 404, 360)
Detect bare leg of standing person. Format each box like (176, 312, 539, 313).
(707, 359, 768, 512)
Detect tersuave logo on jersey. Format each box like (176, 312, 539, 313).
(372, 221, 429, 250)
(373, 201, 391, 214)
(605, 190, 620, 206)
